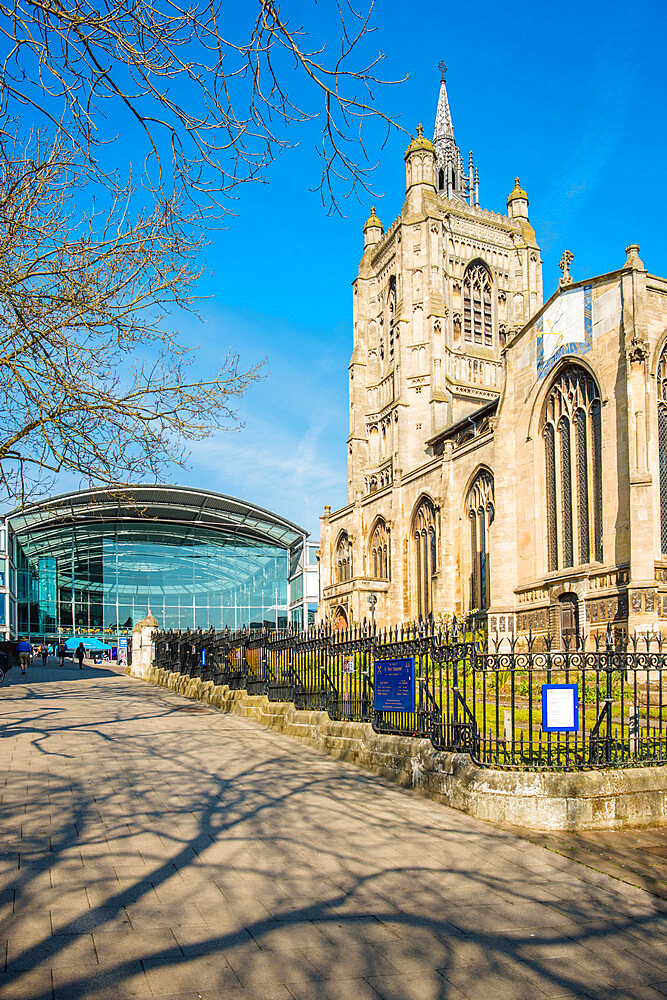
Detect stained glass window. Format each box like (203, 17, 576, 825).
(466, 470, 494, 611)
(463, 261, 493, 346)
(542, 365, 602, 571)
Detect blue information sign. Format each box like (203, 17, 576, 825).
(202, 648, 207, 667)
(374, 656, 415, 713)
(541, 683, 579, 733)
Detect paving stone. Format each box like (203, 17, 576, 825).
(0, 968, 54, 999)
(51, 962, 150, 999)
(141, 953, 240, 993)
(368, 969, 467, 1000)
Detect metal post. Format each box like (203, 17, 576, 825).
(368, 593, 377, 633)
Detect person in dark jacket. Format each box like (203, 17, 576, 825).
(40, 641, 48, 665)
(75, 642, 85, 670)
(57, 641, 67, 668)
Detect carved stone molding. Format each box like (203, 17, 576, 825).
(627, 336, 649, 366)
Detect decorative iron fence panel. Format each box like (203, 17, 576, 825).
(151, 622, 666, 772)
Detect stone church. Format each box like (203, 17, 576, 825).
(317, 70, 667, 645)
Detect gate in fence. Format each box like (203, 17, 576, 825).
(153, 621, 667, 772)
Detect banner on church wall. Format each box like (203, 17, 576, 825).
(536, 284, 592, 379)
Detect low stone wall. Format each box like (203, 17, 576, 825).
(136, 665, 667, 832)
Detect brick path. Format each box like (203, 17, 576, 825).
(1, 662, 666, 1000)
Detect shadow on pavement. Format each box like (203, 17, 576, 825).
(0, 671, 665, 1000)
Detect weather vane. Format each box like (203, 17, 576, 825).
(439, 61, 447, 81)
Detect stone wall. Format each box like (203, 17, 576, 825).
(134, 665, 666, 833)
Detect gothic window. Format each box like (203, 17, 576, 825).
(387, 276, 396, 360)
(412, 496, 437, 620)
(542, 365, 602, 571)
(334, 531, 353, 584)
(438, 168, 445, 191)
(369, 518, 390, 580)
(463, 260, 493, 347)
(466, 470, 494, 611)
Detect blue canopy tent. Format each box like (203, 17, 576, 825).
(62, 637, 111, 650)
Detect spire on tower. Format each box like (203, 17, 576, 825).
(431, 65, 474, 203)
(433, 68, 455, 150)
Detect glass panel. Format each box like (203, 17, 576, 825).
(575, 409, 589, 564)
(660, 405, 667, 555)
(559, 416, 573, 568)
(290, 573, 304, 602)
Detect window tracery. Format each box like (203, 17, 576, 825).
(463, 260, 493, 346)
(334, 531, 353, 584)
(466, 470, 494, 611)
(412, 496, 437, 620)
(542, 365, 602, 571)
(369, 518, 390, 580)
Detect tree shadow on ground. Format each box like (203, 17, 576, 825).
(1, 673, 665, 999)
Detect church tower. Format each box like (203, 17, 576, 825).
(346, 68, 543, 503)
(321, 68, 544, 627)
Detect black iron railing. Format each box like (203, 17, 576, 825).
(152, 621, 667, 772)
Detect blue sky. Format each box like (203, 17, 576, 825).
(179, 0, 665, 537)
(13, 1, 667, 536)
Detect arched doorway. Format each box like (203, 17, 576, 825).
(558, 593, 579, 647)
(332, 606, 348, 631)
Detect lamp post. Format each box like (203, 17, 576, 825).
(368, 593, 377, 632)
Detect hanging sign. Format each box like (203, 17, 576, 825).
(542, 683, 579, 733)
(201, 649, 207, 667)
(374, 657, 415, 713)
(343, 657, 355, 675)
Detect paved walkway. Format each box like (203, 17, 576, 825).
(1, 662, 666, 1000)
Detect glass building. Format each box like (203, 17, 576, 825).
(3, 486, 308, 643)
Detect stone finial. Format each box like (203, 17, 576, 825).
(559, 250, 574, 287)
(506, 176, 528, 218)
(624, 244, 645, 271)
(507, 176, 528, 204)
(363, 205, 382, 230)
(439, 60, 447, 82)
(363, 205, 383, 248)
(416, 122, 424, 137)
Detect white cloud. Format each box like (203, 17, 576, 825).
(187, 415, 347, 537)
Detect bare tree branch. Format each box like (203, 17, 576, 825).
(0, 134, 264, 505)
(0, 0, 407, 213)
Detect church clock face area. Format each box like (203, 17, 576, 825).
(318, 68, 667, 650)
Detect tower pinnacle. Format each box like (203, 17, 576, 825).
(432, 67, 476, 204)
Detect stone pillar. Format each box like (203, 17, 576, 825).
(131, 611, 159, 678)
(622, 248, 656, 636)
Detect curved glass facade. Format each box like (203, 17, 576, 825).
(9, 487, 303, 642)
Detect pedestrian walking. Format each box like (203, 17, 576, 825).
(75, 642, 85, 670)
(40, 641, 48, 665)
(57, 640, 67, 668)
(17, 637, 31, 675)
